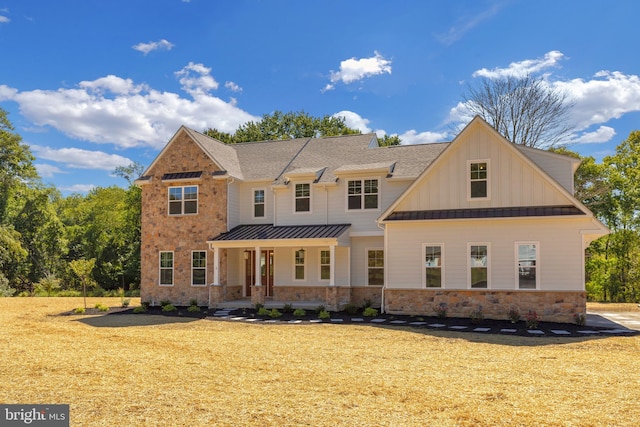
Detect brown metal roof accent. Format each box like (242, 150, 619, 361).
(210, 224, 351, 241)
(161, 171, 203, 180)
(384, 205, 585, 221)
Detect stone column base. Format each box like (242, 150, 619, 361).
(251, 285, 266, 306)
(208, 285, 223, 308)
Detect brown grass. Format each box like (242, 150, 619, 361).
(587, 301, 640, 312)
(2, 298, 640, 426)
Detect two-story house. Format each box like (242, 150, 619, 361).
(136, 116, 608, 322)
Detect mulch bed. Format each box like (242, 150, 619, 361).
(96, 305, 640, 338)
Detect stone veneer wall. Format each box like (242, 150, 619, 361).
(140, 130, 228, 307)
(272, 286, 382, 310)
(384, 289, 586, 323)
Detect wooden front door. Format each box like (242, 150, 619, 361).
(245, 250, 274, 297)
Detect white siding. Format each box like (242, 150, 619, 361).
(518, 147, 576, 195)
(236, 181, 274, 224)
(227, 181, 240, 229)
(385, 217, 593, 291)
(350, 236, 384, 287)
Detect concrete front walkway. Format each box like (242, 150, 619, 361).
(587, 310, 640, 331)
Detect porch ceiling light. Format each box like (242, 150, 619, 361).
(244, 250, 250, 260)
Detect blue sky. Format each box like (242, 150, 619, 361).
(0, 0, 639, 193)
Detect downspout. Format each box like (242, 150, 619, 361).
(377, 221, 386, 314)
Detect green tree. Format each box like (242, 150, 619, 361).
(70, 258, 96, 309)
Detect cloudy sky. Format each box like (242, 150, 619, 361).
(0, 0, 638, 193)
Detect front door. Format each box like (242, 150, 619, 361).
(245, 250, 274, 297)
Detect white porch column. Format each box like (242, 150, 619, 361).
(212, 247, 220, 286)
(329, 244, 336, 287)
(254, 246, 262, 287)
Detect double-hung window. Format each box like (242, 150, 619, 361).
(159, 251, 174, 286)
(469, 161, 488, 199)
(295, 183, 311, 213)
(424, 245, 443, 288)
(253, 189, 265, 218)
(367, 249, 384, 286)
(320, 250, 331, 280)
(294, 249, 305, 280)
(469, 244, 489, 288)
(168, 186, 198, 215)
(192, 251, 206, 286)
(348, 179, 379, 210)
(517, 243, 538, 289)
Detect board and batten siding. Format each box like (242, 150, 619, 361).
(394, 123, 573, 212)
(385, 218, 593, 292)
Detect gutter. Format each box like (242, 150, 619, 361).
(377, 221, 386, 314)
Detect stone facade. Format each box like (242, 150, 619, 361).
(384, 289, 586, 323)
(139, 131, 228, 307)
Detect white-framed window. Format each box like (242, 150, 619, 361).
(347, 178, 379, 210)
(367, 249, 384, 286)
(253, 188, 265, 218)
(320, 250, 331, 281)
(191, 251, 206, 286)
(159, 251, 174, 286)
(294, 183, 311, 213)
(168, 185, 198, 215)
(468, 160, 489, 200)
(294, 249, 306, 280)
(516, 242, 539, 289)
(424, 244, 443, 288)
(468, 243, 489, 288)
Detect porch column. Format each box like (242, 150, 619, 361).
(329, 244, 336, 287)
(251, 245, 265, 306)
(254, 246, 262, 287)
(212, 247, 220, 286)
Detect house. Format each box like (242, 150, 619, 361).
(136, 116, 608, 322)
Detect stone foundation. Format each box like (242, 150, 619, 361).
(384, 289, 586, 323)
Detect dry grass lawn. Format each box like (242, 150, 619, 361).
(1, 298, 640, 426)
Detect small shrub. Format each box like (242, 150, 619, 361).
(343, 303, 358, 315)
(141, 301, 150, 309)
(73, 307, 85, 314)
(436, 303, 448, 318)
(269, 309, 282, 318)
(470, 307, 484, 324)
(162, 304, 177, 312)
(318, 310, 331, 319)
(133, 306, 147, 314)
(282, 304, 293, 313)
(98, 305, 109, 312)
(94, 303, 103, 309)
(187, 305, 201, 313)
(122, 299, 130, 308)
(160, 299, 171, 307)
(363, 307, 378, 317)
(257, 307, 270, 316)
(293, 308, 306, 317)
(525, 310, 540, 329)
(255, 303, 264, 310)
(574, 312, 586, 326)
(189, 298, 199, 307)
(315, 305, 326, 314)
(508, 307, 521, 323)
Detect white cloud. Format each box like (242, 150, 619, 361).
(333, 110, 372, 133)
(324, 51, 391, 91)
(436, 2, 505, 46)
(31, 146, 133, 170)
(59, 184, 95, 193)
(0, 15, 9, 23)
(473, 50, 565, 79)
(399, 129, 449, 145)
(225, 81, 242, 92)
(35, 164, 66, 178)
(132, 39, 174, 55)
(570, 126, 616, 144)
(0, 63, 259, 149)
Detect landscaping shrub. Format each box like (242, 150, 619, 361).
(133, 306, 147, 314)
(73, 307, 85, 314)
(470, 307, 484, 324)
(187, 305, 201, 313)
(343, 304, 358, 314)
(318, 310, 330, 319)
(363, 307, 378, 317)
(162, 304, 177, 312)
(508, 307, 521, 323)
(282, 304, 293, 313)
(257, 307, 270, 316)
(269, 309, 282, 318)
(526, 310, 540, 329)
(293, 308, 306, 317)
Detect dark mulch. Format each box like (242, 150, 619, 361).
(101, 305, 639, 338)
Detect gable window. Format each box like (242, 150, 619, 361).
(469, 244, 489, 288)
(294, 249, 306, 280)
(159, 251, 174, 286)
(517, 243, 538, 289)
(253, 189, 265, 218)
(320, 250, 331, 280)
(295, 183, 311, 213)
(169, 185, 198, 215)
(469, 161, 488, 199)
(192, 251, 206, 286)
(348, 179, 379, 210)
(367, 249, 384, 286)
(424, 245, 443, 288)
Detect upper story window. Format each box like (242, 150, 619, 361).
(169, 185, 198, 215)
(348, 179, 379, 210)
(253, 189, 265, 218)
(295, 183, 311, 213)
(469, 161, 489, 199)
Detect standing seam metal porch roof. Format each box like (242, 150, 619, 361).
(210, 224, 351, 242)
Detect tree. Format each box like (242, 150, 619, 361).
(461, 74, 574, 148)
(70, 258, 96, 309)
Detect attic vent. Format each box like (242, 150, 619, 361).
(161, 171, 203, 181)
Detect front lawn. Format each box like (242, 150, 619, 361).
(1, 298, 639, 426)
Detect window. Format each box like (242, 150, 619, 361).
(253, 189, 265, 218)
(517, 243, 538, 289)
(348, 179, 379, 210)
(294, 249, 305, 280)
(320, 250, 331, 280)
(469, 244, 488, 288)
(159, 251, 174, 286)
(469, 162, 488, 199)
(367, 250, 384, 286)
(295, 183, 310, 212)
(424, 245, 443, 288)
(192, 251, 206, 286)
(168, 186, 198, 215)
